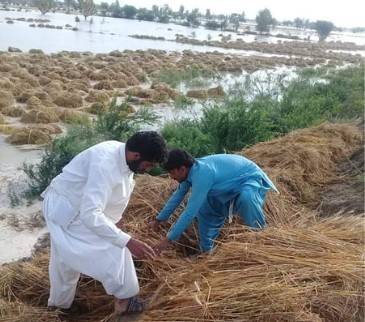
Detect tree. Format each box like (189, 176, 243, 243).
(64, 0, 77, 14)
(136, 8, 154, 21)
(99, 2, 109, 16)
(314, 20, 334, 41)
(157, 4, 170, 23)
(239, 11, 245, 22)
(33, 0, 55, 15)
(178, 5, 184, 18)
(78, 0, 96, 20)
(152, 4, 159, 19)
(230, 13, 240, 31)
(109, 0, 121, 18)
(122, 5, 137, 19)
(205, 9, 211, 20)
(294, 17, 304, 29)
(205, 20, 220, 30)
(187, 8, 200, 27)
(255, 8, 274, 33)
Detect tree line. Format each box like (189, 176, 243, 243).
(1, 0, 337, 41)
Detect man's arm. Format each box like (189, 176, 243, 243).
(167, 170, 214, 241)
(156, 181, 190, 221)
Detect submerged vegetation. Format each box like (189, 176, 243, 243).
(163, 64, 364, 155)
(153, 66, 218, 89)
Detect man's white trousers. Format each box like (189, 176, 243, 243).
(42, 189, 139, 309)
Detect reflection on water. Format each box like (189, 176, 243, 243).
(0, 10, 364, 54)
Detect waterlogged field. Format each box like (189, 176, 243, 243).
(1, 9, 365, 54)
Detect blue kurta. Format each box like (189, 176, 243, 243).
(157, 154, 278, 250)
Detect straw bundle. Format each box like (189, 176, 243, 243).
(140, 216, 364, 321)
(242, 122, 363, 227)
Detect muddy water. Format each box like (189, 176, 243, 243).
(1, 10, 365, 54)
(0, 136, 44, 265)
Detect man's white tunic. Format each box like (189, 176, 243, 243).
(42, 141, 139, 308)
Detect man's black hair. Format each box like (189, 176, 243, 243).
(163, 149, 195, 171)
(126, 131, 168, 164)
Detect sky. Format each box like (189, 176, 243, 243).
(98, 0, 365, 28)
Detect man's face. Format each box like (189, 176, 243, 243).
(127, 159, 155, 174)
(169, 166, 188, 183)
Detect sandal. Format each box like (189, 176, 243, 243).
(119, 296, 145, 316)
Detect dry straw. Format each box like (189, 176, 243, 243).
(1, 122, 364, 322)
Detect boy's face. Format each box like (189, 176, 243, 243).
(168, 166, 189, 183)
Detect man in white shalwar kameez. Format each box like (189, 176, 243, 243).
(41, 131, 168, 316)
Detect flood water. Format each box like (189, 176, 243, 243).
(1, 9, 364, 54)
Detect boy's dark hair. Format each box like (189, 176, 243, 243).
(126, 131, 168, 164)
(163, 149, 195, 171)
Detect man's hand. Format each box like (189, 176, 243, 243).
(149, 219, 165, 233)
(153, 238, 171, 256)
(126, 238, 156, 260)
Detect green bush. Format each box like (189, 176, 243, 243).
(161, 119, 214, 156)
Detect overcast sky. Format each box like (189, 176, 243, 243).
(97, 0, 365, 28)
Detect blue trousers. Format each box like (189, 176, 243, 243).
(197, 183, 268, 252)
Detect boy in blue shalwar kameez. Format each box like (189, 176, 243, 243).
(151, 149, 278, 254)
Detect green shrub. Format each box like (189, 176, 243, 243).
(162, 119, 214, 156)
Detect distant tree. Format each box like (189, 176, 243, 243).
(136, 8, 154, 21)
(230, 13, 240, 31)
(78, 0, 96, 20)
(32, 0, 55, 15)
(178, 5, 184, 18)
(220, 18, 228, 31)
(205, 20, 220, 30)
(157, 4, 170, 23)
(158, 15, 169, 23)
(282, 20, 293, 27)
(64, 0, 77, 14)
(162, 4, 172, 16)
(239, 11, 245, 22)
(271, 18, 278, 28)
(98, 2, 108, 15)
(109, 0, 121, 18)
(314, 20, 334, 41)
(75, 15, 80, 22)
(187, 8, 200, 27)
(205, 9, 211, 19)
(152, 4, 159, 19)
(255, 8, 274, 33)
(122, 5, 137, 19)
(294, 17, 304, 29)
